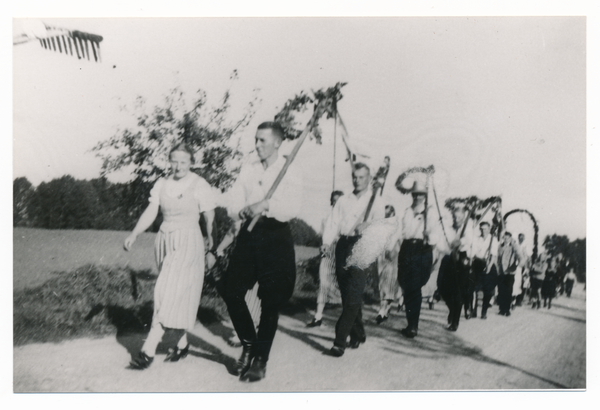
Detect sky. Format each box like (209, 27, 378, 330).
(11, 14, 588, 242)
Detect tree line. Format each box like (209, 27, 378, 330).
(13, 175, 321, 248)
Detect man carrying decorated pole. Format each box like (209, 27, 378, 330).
(221, 121, 303, 382)
(437, 200, 475, 332)
(322, 163, 386, 357)
(396, 179, 436, 338)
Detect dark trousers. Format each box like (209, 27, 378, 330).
(497, 274, 515, 314)
(333, 235, 371, 349)
(223, 218, 296, 361)
(438, 254, 469, 329)
(464, 268, 478, 316)
(530, 276, 542, 302)
(565, 279, 575, 297)
(398, 239, 433, 331)
(474, 263, 497, 317)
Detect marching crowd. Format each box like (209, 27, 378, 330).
(122, 120, 578, 383)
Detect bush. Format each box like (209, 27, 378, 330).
(289, 218, 322, 247)
(13, 264, 227, 346)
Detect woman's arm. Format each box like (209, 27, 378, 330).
(202, 209, 215, 251)
(124, 203, 159, 251)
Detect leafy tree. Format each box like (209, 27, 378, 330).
(543, 234, 570, 258)
(13, 177, 34, 227)
(29, 176, 102, 229)
(92, 71, 260, 191)
(568, 238, 586, 282)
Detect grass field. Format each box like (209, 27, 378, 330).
(13, 228, 320, 290)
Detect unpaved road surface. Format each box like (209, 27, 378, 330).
(14, 287, 585, 392)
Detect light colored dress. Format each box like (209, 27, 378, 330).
(318, 213, 341, 305)
(149, 173, 216, 330)
(377, 240, 400, 301)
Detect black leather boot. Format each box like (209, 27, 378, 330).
(240, 356, 267, 382)
(232, 340, 254, 377)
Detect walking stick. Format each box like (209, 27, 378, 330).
(247, 102, 325, 232)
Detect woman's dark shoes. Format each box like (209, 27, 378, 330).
(446, 324, 458, 332)
(232, 345, 254, 376)
(400, 327, 418, 338)
(375, 314, 388, 325)
(164, 344, 190, 362)
(306, 318, 323, 328)
(129, 351, 154, 370)
(323, 346, 345, 357)
(240, 357, 267, 382)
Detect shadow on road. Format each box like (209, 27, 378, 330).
(185, 332, 238, 375)
(278, 299, 570, 389)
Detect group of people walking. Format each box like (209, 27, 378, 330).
(122, 120, 577, 383)
(307, 162, 577, 354)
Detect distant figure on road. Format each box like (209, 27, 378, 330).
(123, 142, 217, 370)
(564, 269, 577, 297)
(542, 257, 559, 309)
(375, 205, 401, 324)
(497, 232, 524, 316)
(512, 233, 530, 308)
(322, 163, 385, 356)
(221, 121, 303, 382)
(306, 190, 344, 328)
(472, 221, 499, 319)
(529, 253, 548, 309)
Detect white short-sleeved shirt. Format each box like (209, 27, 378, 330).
(149, 172, 217, 213)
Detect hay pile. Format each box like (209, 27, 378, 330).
(345, 218, 400, 270)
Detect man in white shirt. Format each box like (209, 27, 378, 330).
(322, 163, 385, 357)
(397, 180, 435, 338)
(437, 200, 474, 331)
(221, 121, 302, 382)
(497, 232, 524, 316)
(472, 221, 499, 319)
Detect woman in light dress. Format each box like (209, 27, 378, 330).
(124, 143, 217, 369)
(375, 205, 401, 324)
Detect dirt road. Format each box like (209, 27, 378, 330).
(14, 286, 585, 392)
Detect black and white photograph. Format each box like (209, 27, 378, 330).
(9, 2, 594, 398)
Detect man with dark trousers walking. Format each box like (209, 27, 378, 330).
(397, 180, 435, 338)
(472, 221, 499, 319)
(437, 200, 474, 332)
(497, 232, 524, 316)
(221, 121, 302, 382)
(322, 163, 385, 357)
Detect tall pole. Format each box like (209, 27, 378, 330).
(332, 108, 338, 192)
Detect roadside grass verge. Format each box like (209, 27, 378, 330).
(13, 264, 227, 346)
(13, 245, 378, 347)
